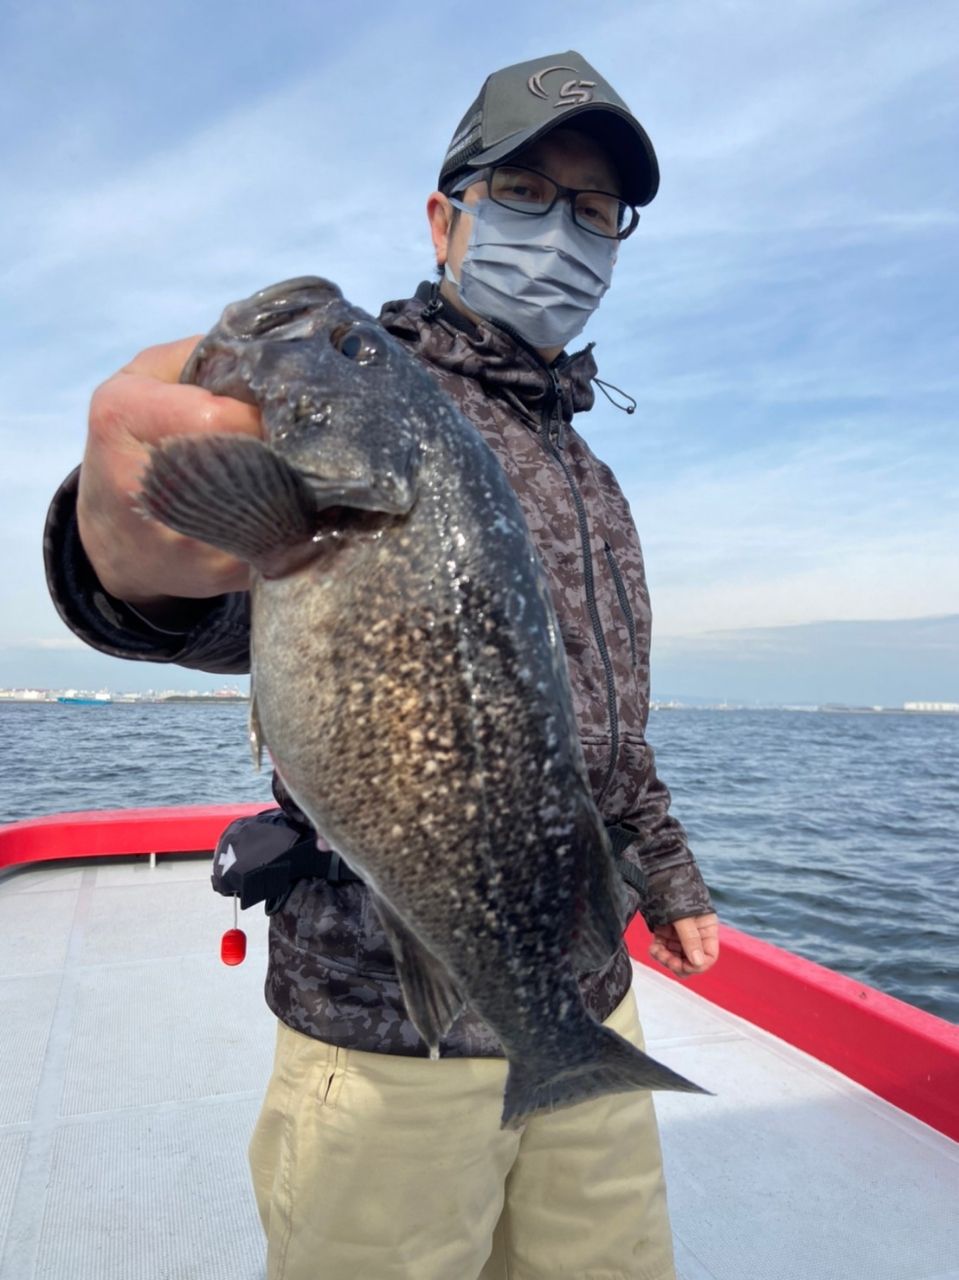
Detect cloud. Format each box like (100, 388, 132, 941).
(619, 422, 959, 635)
(651, 613, 959, 705)
(2, 0, 958, 689)
(620, 0, 959, 231)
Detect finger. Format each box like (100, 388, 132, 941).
(89, 376, 263, 467)
(692, 915, 720, 962)
(652, 925, 684, 952)
(121, 336, 205, 382)
(672, 918, 706, 968)
(103, 335, 262, 448)
(648, 939, 688, 977)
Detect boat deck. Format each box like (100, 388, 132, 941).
(0, 853, 956, 1280)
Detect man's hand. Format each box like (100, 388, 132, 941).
(648, 913, 719, 978)
(77, 337, 263, 608)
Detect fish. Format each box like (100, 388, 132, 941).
(138, 276, 707, 1127)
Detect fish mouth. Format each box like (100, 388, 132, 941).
(252, 276, 343, 308)
(221, 277, 345, 343)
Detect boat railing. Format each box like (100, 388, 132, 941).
(2, 803, 957, 1143)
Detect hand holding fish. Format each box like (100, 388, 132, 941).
(77, 336, 263, 609)
(648, 913, 720, 978)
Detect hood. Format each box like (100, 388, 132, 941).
(378, 282, 598, 427)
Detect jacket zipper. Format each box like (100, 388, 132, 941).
(603, 542, 637, 668)
(542, 369, 619, 802)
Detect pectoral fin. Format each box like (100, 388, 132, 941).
(138, 435, 317, 572)
(139, 434, 411, 576)
(371, 894, 464, 1058)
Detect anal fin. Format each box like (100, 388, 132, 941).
(570, 801, 630, 975)
(371, 894, 464, 1057)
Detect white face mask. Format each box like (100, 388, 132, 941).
(445, 196, 618, 350)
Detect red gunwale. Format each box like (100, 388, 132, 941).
(0, 802, 265, 865)
(626, 916, 959, 1143)
(2, 804, 956, 1142)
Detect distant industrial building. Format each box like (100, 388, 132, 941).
(903, 701, 959, 713)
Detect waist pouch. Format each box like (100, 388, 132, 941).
(211, 807, 362, 912)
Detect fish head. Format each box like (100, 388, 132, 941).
(182, 277, 432, 517)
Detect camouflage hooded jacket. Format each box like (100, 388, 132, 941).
(43, 281, 714, 1058)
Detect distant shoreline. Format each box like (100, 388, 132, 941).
(1, 695, 956, 715)
(0, 694, 250, 705)
(650, 704, 959, 716)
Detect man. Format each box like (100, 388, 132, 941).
(44, 51, 718, 1280)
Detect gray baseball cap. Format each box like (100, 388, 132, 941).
(438, 51, 659, 206)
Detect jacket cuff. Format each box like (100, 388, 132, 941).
(43, 466, 251, 672)
(639, 860, 715, 929)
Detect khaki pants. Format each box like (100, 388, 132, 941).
(249, 990, 677, 1280)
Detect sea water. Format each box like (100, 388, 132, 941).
(1, 702, 956, 1022)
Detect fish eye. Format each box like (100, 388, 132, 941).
(331, 323, 382, 365)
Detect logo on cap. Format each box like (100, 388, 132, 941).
(528, 65, 596, 108)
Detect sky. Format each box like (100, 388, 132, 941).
(1, 0, 957, 704)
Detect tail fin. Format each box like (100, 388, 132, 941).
(501, 1025, 709, 1130)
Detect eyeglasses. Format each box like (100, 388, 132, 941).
(453, 165, 640, 240)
